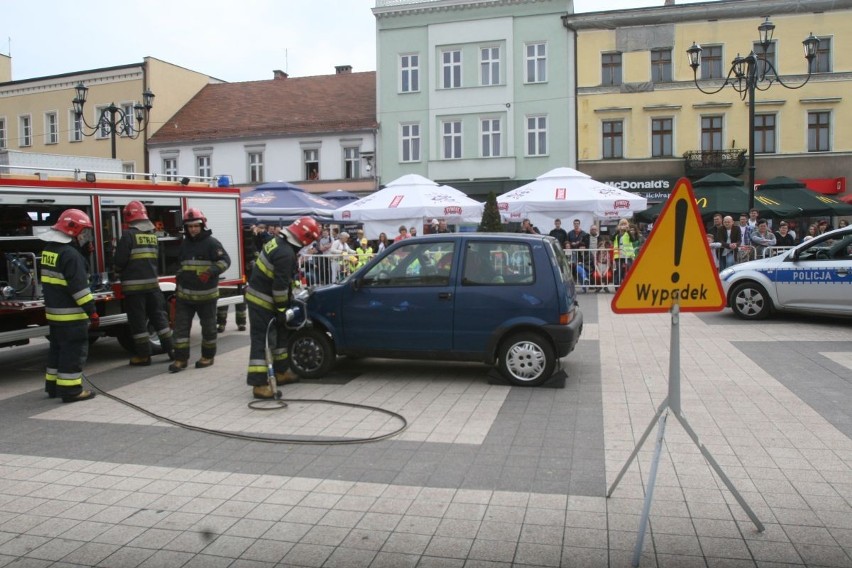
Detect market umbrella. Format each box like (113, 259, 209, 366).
(757, 176, 852, 217)
(333, 174, 483, 238)
(497, 167, 648, 231)
(241, 182, 337, 218)
(635, 173, 801, 222)
(319, 189, 362, 207)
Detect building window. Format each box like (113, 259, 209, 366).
(442, 120, 462, 160)
(196, 155, 212, 179)
(808, 111, 830, 152)
(303, 149, 319, 180)
(19, 115, 32, 147)
(481, 118, 501, 158)
(442, 49, 461, 89)
(753, 41, 776, 78)
(602, 120, 623, 159)
(700, 45, 724, 79)
(249, 152, 264, 183)
(96, 106, 110, 138)
(754, 114, 776, 153)
(525, 42, 547, 83)
(651, 49, 672, 82)
(400, 54, 419, 93)
(480, 46, 500, 86)
(343, 147, 360, 179)
(815, 37, 831, 73)
(122, 163, 135, 180)
(163, 158, 178, 181)
(69, 111, 82, 142)
(601, 52, 622, 86)
(0, 118, 7, 149)
(526, 115, 547, 156)
(44, 112, 58, 145)
(401, 123, 421, 162)
(651, 118, 673, 157)
(701, 115, 723, 151)
(121, 103, 136, 136)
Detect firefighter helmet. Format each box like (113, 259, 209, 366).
(284, 217, 321, 247)
(51, 209, 93, 238)
(183, 208, 207, 226)
(123, 200, 149, 223)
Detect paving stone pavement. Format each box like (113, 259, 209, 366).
(0, 296, 850, 567)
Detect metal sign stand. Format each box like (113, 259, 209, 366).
(606, 302, 765, 567)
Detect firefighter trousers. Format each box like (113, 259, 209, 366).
(246, 303, 290, 387)
(217, 302, 247, 328)
(45, 322, 89, 399)
(125, 292, 173, 358)
(172, 299, 218, 363)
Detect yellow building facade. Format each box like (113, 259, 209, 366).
(564, 0, 852, 202)
(0, 57, 219, 175)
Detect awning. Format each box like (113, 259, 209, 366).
(756, 177, 846, 195)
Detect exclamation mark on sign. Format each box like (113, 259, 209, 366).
(672, 199, 688, 283)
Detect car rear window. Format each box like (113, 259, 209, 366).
(462, 241, 534, 285)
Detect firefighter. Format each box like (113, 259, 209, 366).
(39, 209, 97, 403)
(216, 226, 255, 333)
(246, 216, 320, 399)
(113, 201, 174, 366)
(169, 208, 231, 373)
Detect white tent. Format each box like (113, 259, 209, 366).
(333, 174, 484, 238)
(497, 167, 648, 231)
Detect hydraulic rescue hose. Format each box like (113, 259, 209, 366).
(84, 319, 408, 445)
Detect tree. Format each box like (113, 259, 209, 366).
(478, 191, 503, 232)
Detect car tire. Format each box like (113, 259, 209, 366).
(497, 331, 556, 387)
(730, 282, 772, 320)
(288, 328, 336, 379)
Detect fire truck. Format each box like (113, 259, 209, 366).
(0, 168, 245, 354)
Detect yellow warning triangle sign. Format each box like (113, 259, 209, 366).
(612, 178, 725, 314)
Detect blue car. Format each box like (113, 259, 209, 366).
(287, 233, 584, 386)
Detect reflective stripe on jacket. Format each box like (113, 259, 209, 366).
(40, 242, 95, 325)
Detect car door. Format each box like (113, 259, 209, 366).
(775, 229, 852, 315)
(341, 240, 457, 352)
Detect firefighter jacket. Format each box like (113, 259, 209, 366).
(175, 228, 231, 303)
(245, 235, 296, 313)
(113, 226, 160, 294)
(40, 242, 95, 325)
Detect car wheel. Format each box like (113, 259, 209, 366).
(497, 332, 556, 387)
(288, 328, 336, 379)
(730, 282, 772, 320)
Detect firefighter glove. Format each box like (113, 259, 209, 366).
(89, 312, 99, 330)
(197, 270, 213, 284)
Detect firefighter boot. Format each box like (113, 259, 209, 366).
(275, 370, 300, 385)
(195, 357, 214, 369)
(238, 325, 246, 331)
(252, 385, 276, 399)
(217, 323, 226, 333)
(129, 356, 151, 367)
(62, 390, 96, 403)
(168, 360, 188, 374)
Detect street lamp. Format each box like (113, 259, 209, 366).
(687, 18, 819, 210)
(72, 82, 155, 159)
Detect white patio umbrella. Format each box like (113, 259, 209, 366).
(497, 167, 648, 231)
(333, 174, 484, 238)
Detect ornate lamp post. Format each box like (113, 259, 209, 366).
(687, 18, 819, 210)
(72, 82, 155, 159)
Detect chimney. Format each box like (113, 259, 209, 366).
(335, 65, 353, 74)
(664, 0, 675, 5)
(273, 69, 289, 80)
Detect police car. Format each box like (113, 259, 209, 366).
(720, 226, 852, 320)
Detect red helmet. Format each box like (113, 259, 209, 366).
(123, 200, 149, 223)
(285, 217, 321, 247)
(51, 209, 93, 237)
(183, 208, 207, 225)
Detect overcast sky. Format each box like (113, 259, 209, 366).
(2, 0, 716, 83)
